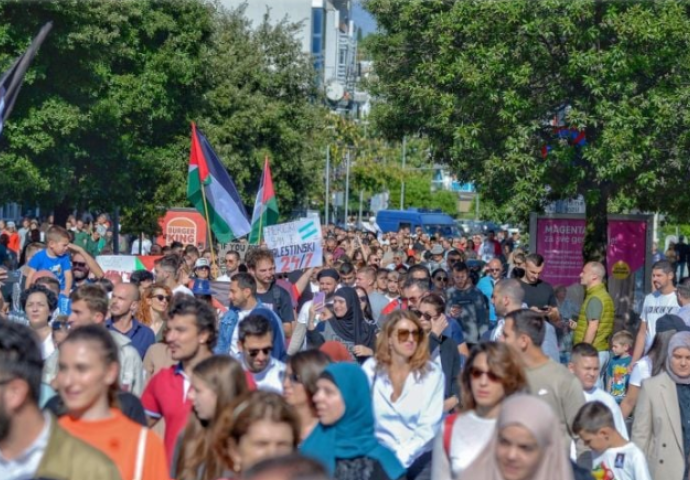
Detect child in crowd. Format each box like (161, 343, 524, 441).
(573, 401, 651, 480)
(26, 225, 73, 295)
(607, 330, 634, 403)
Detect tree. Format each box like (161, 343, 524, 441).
(364, 0, 690, 262)
(0, 1, 327, 234)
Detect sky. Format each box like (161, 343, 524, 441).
(352, 0, 377, 35)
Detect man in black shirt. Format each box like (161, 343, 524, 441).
(675, 236, 690, 279)
(519, 253, 561, 326)
(246, 249, 295, 338)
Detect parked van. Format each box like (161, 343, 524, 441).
(376, 209, 460, 237)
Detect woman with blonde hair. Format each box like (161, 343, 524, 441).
(174, 355, 251, 480)
(431, 341, 528, 478)
(362, 309, 444, 480)
(213, 391, 300, 478)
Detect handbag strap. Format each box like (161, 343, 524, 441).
(133, 427, 148, 480)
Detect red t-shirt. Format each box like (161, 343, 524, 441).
(141, 364, 192, 462)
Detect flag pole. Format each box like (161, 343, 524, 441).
(255, 156, 268, 246)
(200, 182, 217, 272)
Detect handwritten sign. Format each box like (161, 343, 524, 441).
(219, 243, 260, 260)
(264, 218, 323, 272)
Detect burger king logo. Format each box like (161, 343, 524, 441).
(166, 217, 197, 245)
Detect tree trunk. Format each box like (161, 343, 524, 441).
(583, 187, 609, 266)
(53, 202, 72, 231)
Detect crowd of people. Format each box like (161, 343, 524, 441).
(0, 219, 688, 480)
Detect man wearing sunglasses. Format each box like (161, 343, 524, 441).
(238, 314, 286, 394)
(69, 243, 104, 290)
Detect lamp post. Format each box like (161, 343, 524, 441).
(325, 145, 330, 224)
(400, 135, 407, 209)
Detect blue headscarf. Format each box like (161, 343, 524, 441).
(300, 363, 405, 479)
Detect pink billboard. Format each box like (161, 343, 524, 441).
(534, 216, 649, 287)
(535, 218, 586, 286)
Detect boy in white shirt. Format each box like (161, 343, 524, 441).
(573, 401, 651, 480)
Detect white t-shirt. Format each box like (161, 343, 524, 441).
(629, 356, 653, 388)
(244, 357, 286, 394)
(593, 442, 651, 480)
(448, 411, 497, 477)
(584, 387, 629, 440)
(642, 291, 679, 353)
(173, 284, 194, 297)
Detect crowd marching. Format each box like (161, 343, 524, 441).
(1, 217, 689, 480)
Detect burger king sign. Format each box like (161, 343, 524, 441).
(157, 209, 208, 247)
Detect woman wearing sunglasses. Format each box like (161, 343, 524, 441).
(302, 363, 406, 480)
(283, 350, 331, 443)
(306, 286, 377, 363)
(362, 310, 444, 480)
(417, 294, 463, 413)
(173, 355, 251, 480)
(431, 341, 528, 479)
(140, 283, 176, 385)
(431, 268, 449, 295)
(355, 286, 377, 328)
(138, 283, 172, 342)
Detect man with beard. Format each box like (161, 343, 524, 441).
(69, 243, 104, 289)
(0, 322, 120, 480)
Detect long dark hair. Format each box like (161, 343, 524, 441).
(649, 330, 678, 377)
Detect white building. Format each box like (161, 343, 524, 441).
(220, 0, 359, 112)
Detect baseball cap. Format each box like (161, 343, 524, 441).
(194, 258, 210, 269)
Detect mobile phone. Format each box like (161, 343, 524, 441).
(539, 306, 550, 311)
(313, 292, 326, 312)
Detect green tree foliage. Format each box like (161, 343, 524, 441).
(364, 0, 690, 261)
(0, 0, 326, 235)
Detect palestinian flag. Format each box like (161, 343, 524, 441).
(249, 157, 279, 244)
(187, 123, 251, 243)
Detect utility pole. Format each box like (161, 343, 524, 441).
(358, 190, 364, 227)
(400, 135, 407, 209)
(325, 145, 330, 224)
(344, 150, 351, 226)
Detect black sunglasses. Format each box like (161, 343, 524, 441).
(152, 294, 171, 302)
(434, 276, 448, 282)
(248, 347, 272, 357)
(72, 261, 87, 268)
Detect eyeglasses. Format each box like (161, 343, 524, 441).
(434, 276, 448, 282)
(287, 372, 302, 384)
(358, 296, 368, 302)
(469, 367, 501, 382)
(225, 259, 235, 263)
(72, 262, 87, 268)
(487, 268, 502, 273)
(396, 328, 421, 343)
(247, 347, 272, 357)
(153, 294, 171, 302)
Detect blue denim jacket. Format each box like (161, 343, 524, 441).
(215, 301, 287, 361)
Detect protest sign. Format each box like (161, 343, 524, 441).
(96, 255, 160, 283)
(219, 243, 260, 260)
(264, 218, 322, 273)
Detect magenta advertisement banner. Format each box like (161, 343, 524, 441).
(534, 216, 649, 287)
(535, 218, 586, 287)
(607, 220, 647, 280)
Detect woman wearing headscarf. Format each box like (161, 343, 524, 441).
(306, 286, 377, 363)
(463, 394, 574, 480)
(632, 331, 690, 480)
(301, 363, 406, 480)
